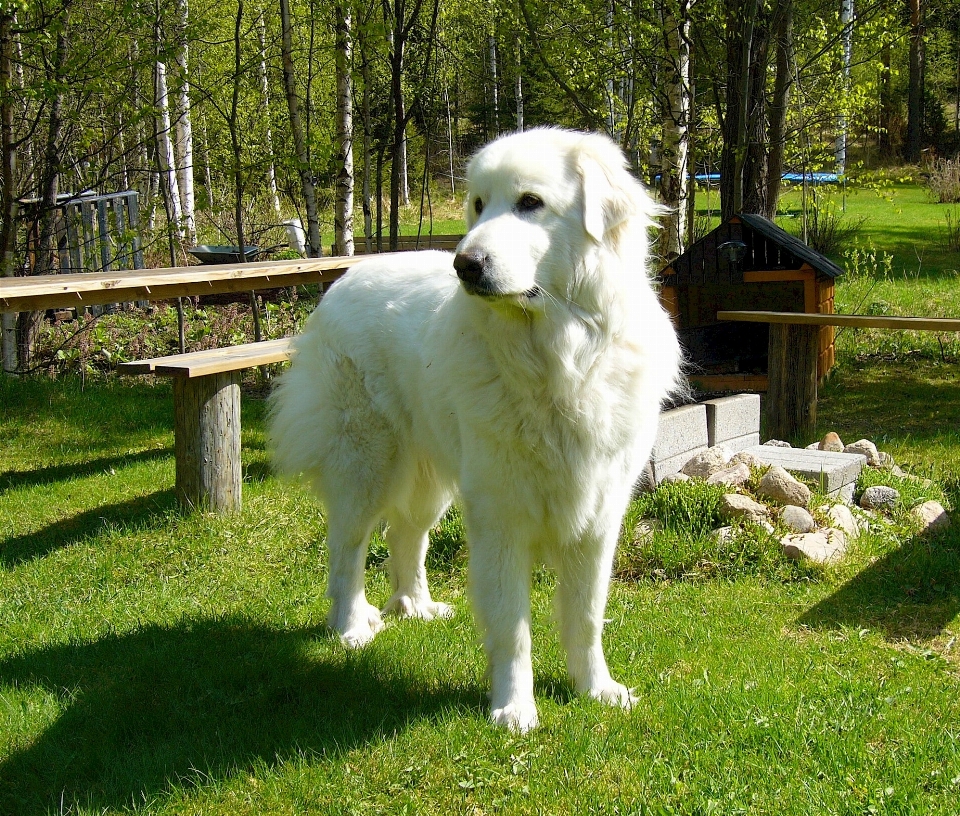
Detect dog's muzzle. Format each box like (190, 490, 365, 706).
(453, 250, 489, 294)
(454, 251, 541, 300)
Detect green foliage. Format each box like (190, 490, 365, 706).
(618, 481, 817, 583)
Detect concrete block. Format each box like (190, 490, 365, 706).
(704, 394, 761, 448)
(719, 431, 761, 454)
(739, 445, 866, 498)
(649, 404, 708, 483)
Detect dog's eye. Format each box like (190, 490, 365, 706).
(474, 198, 484, 216)
(517, 194, 544, 213)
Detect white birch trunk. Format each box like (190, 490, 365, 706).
(156, 61, 183, 236)
(257, 12, 282, 218)
(658, 0, 693, 261)
(835, 0, 854, 173)
(515, 43, 523, 132)
(488, 34, 499, 135)
(400, 129, 409, 207)
(445, 84, 455, 194)
(334, 0, 354, 254)
(172, 0, 195, 244)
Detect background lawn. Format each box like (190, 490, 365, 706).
(2, 185, 960, 814)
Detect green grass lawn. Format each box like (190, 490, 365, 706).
(3, 185, 960, 814)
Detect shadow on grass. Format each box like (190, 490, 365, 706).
(0, 448, 172, 495)
(817, 360, 960, 446)
(798, 530, 960, 641)
(0, 618, 484, 814)
(0, 489, 179, 567)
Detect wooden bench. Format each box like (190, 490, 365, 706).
(119, 338, 294, 512)
(0, 255, 368, 313)
(717, 310, 960, 441)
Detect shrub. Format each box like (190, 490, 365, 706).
(793, 195, 866, 256)
(926, 158, 960, 203)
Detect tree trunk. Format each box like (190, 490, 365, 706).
(173, 0, 196, 244)
(334, 0, 354, 255)
(658, 0, 694, 262)
(720, 0, 763, 219)
(488, 32, 500, 137)
(835, 0, 853, 174)
(905, 0, 923, 163)
(765, 0, 793, 218)
(388, 2, 404, 249)
(0, 11, 18, 374)
(280, 0, 322, 256)
(156, 61, 183, 237)
(878, 42, 893, 157)
(20, 11, 69, 369)
(257, 11, 282, 219)
(358, 16, 373, 252)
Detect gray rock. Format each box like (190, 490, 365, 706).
(844, 439, 881, 466)
(877, 451, 895, 470)
(781, 505, 816, 533)
(758, 465, 811, 508)
(681, 445, 731, 479)
(707, 462, 751, 487)
(633, 519, 661, 541)
(860, 485, 900, 511)
(911, 501, 951, 534)
(719, 493, 769, 525)
(662, 471, 691, 484)
(711, 526, 736, 543)
(782, 528, 847, 563)
(763, 439, 792, 448)
(728, 450, 766, 470)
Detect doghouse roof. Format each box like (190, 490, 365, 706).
(658, 213, 844, 285)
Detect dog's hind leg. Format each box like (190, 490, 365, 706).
(382, 464, 454, 621)
(555, 527, 638, 710)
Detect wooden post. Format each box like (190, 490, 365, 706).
(173, 372, 242, 512)
(765, 322, 819, 442)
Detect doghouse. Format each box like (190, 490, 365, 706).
(656, 213, 842, 392)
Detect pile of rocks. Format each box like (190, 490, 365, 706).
(655, 432, 951, 564)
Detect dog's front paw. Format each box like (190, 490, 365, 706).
(587, 681, 638, 709)
(490, 701, 539, 733)
(331, 602, 385, 649)
(382, 594, 455, 621)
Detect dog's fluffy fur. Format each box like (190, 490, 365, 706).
(269, 128, 681, 732)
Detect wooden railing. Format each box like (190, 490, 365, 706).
(717, 310, 960, 441)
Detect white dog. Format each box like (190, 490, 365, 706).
(269, 128, 681, 732)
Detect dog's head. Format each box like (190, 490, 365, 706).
(454, 128, 660, 309)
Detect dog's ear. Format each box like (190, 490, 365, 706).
(578, 136, 653, 244)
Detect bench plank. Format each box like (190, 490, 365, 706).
(118, 338, 293, 378)
(718, 310, 960, 332)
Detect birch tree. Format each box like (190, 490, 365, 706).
(172, 0, 195, 243)
(279, 0, 321, 255)
(658, 0, 694, 261)
(155, 59, 184, 237)
(334, 0, 354, 255)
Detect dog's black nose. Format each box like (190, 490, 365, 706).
(454, 251, 488, 287)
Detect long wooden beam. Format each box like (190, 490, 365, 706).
(0, 255, 376, 312)
(718, 310, 960, 332)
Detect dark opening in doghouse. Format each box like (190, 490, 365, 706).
(656, 213, 843, 392)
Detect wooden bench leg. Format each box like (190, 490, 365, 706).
(765, 322, 819, 442)
(173, 372, 242, 512)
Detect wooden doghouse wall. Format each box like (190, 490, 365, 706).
(658, 264, 837, 389)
